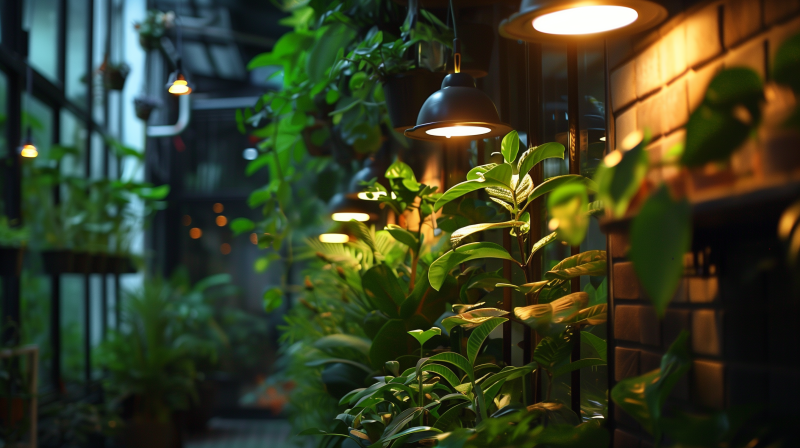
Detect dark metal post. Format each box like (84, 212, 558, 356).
(603, 39, 616, 442)
(566, 42, 582, 415)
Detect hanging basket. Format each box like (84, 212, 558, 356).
(382, 69, 447, 132)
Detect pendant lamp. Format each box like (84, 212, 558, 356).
(20, 66, 37, 158)
(167, 8, 192, 95)
(404, 0, 511, 141)
(328, 193, 379, 223)
(499, 0, 667, 42)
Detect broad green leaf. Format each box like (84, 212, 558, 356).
(548, 183, 589, 246)
(681, 103, 751, 167)
(514, 292, 588, 336)
(545, 250, 607, 281)
(379, 426, 442, 445)
(385, 224, 419, 248)
(408, 328, 442, 347)
(573, 304, 608, 327)
(441, 308, 509, 332)
(385, 361, 400, 376)
(480, 362, 536, 389)
(514, 175, 534, 204)
(263, 287, 282, 312)
(362, 264, 405, 317)
(517, 142, 566, 178)
(703, 67, 763, 117)
(370, 320, 415, 370)
(527, 232, 558, 265)
(467, 163, 498, 181)
(553, 358, 606, 378)
(434, 179, 490, 212)
(450, 221, 525, 246)
(339, 388, 366, 406)
(526, 401, 582, 427)
(603, 140, 649, 217)
(501, 130, 520, 163)
(418, 363, 461, 388)
(465, 270, 505, 292)
(425, 352, 474, 381)
(297, 428, 349, 437)
(661, 407, 759, 448)
(467, 317, 507, 366)
(581, 331, 607, 362)
(306, 24, 357, 83)
(374, 407, 424, 446)
(611, 331, 691, 440)
(314, 334, 371, 357)
(304, 358, 373, 374)
(229, 217, 255, 235)
(348, 221, 377, 253)
(526, 174, 597, 205)
(630, 186, 691, 317)
(533, 330, 574, 372)
(494, 281, 548, 295)
(429, 242, 516, 291)
(433, 402, 471, 431)
(483, 163, 514, 189)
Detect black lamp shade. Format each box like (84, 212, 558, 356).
(404, 73, 512, 141)
(499, 0, 667, 42)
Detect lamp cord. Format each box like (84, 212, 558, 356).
(448, 0, 457, 38)
(449, 0, 460, 73)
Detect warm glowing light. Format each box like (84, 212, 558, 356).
(213, 203, 224, 213)
(220, 243, 231, 254)
(599, 136, 606, 142)
(250, 233, 259, 244)
(216, 215, 228, 226)
(190, 228, 202, 239)
(168, 78, 192, 95)
(548, 218, 560, 231)
(319, 233, 350, 244)
(604, 150, 623, 167)
(621, 130, 644, 150)
(182, 215, 192, 226)
(533, 6, 639, 35)
(425, 126, 491, 138)
(332, 212, 370, 222)
(20, 144, 38, 158)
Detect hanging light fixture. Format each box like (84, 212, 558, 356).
(166, 6, 192, 95)
(319, 233, 350, 244)
(499, 0, 667, 42)
(19, 65, 37, 158)
(328, 193, 379, 222)
(404, 0, 512, 141)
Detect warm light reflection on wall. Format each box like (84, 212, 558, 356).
(250, 233, 258, 245)
(182, 215, 192, 226)
(220, 243, 231, 254)
(532, 6, 638, 35)
(319, 233, 350, 243)
(213, 203, 224, 213)
(190, 228, 202, 239)
(216, 216, 227, 226)
(332, 213, 370, 222)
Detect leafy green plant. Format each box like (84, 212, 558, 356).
(0, 217, 28, 247)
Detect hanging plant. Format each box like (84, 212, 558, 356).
(134, 95, 162, 121)
(133, 9, 175, 51)
(100, 62, 130, 91)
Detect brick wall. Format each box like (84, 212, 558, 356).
(605, 2, 800, 447)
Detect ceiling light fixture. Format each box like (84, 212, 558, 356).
(166, 59, 193, 95)
(328, 193, 379, 223)
(404, 0, 512, 141)
(499, 0, 667, 42)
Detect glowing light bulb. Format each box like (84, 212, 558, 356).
(604, 150, 623, 167)
(20, 144, 38, 158)
(425, 126, 491, 138)
(319, 233, 350, 244)
(532, 6, 639, 35)
(332, 212, 370, 222)
(168, 78, 192, 95)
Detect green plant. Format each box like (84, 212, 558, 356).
(133, 10, 174, 50)
(38, 402, 122, 448)
(0, 217, 27, 247)
(95, 278, 214, 423)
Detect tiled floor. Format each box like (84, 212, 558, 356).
(185, 418, 298, 448)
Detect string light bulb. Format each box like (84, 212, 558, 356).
(19, 128, 37, 158)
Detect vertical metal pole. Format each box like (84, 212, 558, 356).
(567, 42, 582, 415)
(497, 29, 513, 369)
(603, 39, 616, 443)
(85, 0, 95, 389)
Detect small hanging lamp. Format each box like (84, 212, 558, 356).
(499, 0, 667, 42)
(404, 0, 511, 141)
(20, 66, 37, 158)
(166, 59, 192, 96)
(328, 193, 379, 223)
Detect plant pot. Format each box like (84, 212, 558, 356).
(139, 35, 161, 51)
(0, 247, 25, 276)
(382, 69, 447, 132)
(134, 98, 160, 121)
(444, 23, 494, 78)
(104, 70, 128, 91)
(183, 380, 217, 434)
(118, 418, 180, 448)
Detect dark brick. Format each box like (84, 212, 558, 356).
(639, 306, 661, 347)
(609, 232, 630, 259)
(614, 404, 642, 432)
(769, 370, 800, 418)
(663, 309, 691, 349)
(614, 429, 641, 448)
(615, 305, 642, 342)
(639, 350, 662, 374)
(692, 360, 725, 409)
(616, 347, 641, 381)
(727, 365, 767, 406)
(723, 308, 767, 363)
(613, 262, 640, 299)
(692, 310, 723, 356)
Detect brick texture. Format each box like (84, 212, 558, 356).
(724, 37, 767, 80)
(639, 306, 661, 347)
(685, 3, 723, 68)
(615, 306, 642, 342)
(692, 309, 723, 356)
(724, 0, 763, 48)
(611, 61, 637, 112)
(637, 90, 664, 137)
(635, 44, 662, 97)
(693, 360, 725, 409)
(688, 277, 719, 303)
(615, 107, 637, 150)
(660, 23, 688, 83)
(609, 232, 630, 259)
(614, 429, 641, 448)
(613, 262, 640, 299)
(663, 78, 689, 133)
(764, 0, 800, 26)
(687, 61, 723, 112)
(615, 347, 641, 381)
(663, 309, 691, 348)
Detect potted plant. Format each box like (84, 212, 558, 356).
(134, 95, 162, 121)
(0, 217, 27, 276)
(96, 278, 215, 448)
(133, 10, 174, 51)
(101, 62, 131, 91)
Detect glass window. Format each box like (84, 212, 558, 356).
(60, 275, 86, 386)
(20, 272, 52, 392)
(22, 93, 53, 158)
(66, 0, 89, 107)
(90, 132, 104, 179)
(106, 275, 116, 330)
(60, 109, 87, 178)
(23, 0, 60, 83)
(89, 274, 103, 380)
(92, 0, 106, 125)
(21, 94, 53, 251)
(0, 69, 7, 159)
